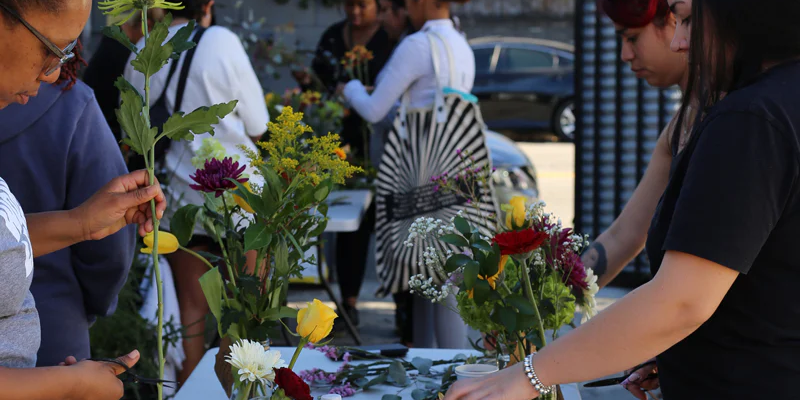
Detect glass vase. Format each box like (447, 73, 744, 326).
(229, 384, 273, 400)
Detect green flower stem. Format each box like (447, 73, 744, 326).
(520, 259, 547, 349)
(237, 381, 254, 400)
(288, 338, 308, 370)
(140, 6, 165, 400)
(220, 194, 239, 281)
(179, 246, 215, 270)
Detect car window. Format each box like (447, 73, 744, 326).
(473, 47, 495, 74)
(497, 47, 554, 72)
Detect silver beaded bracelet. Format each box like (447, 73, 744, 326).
(523, 353, 554, 395)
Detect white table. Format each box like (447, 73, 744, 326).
(175, 347, 582, 400)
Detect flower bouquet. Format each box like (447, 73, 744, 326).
(224, 299, 338, 400)
(406, 150, 598, 399)
(166, 106, 361, 394)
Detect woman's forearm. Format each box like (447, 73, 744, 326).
(0, 366, 79, 400)
(589, 229, 647, 288)
(534, 251, 737, 386)
(27, 211, 85, 258)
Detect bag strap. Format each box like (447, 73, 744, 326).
(174, 27, 207, 113)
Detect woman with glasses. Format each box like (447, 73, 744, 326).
(446, 0, 800, 398)
(0, 0, 166, 398)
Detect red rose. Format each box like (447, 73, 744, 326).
(492, 229, 549, 255)
(275, 368, 312, 400)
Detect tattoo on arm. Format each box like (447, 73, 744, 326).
(583, 242, 608, 276)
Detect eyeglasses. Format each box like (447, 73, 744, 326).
(0, 2, 77, 76)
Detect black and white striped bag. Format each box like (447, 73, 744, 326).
(375, 30, 498, 297)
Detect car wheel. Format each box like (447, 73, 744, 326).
(553, 99, 576, 142)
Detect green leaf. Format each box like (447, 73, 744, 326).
(244, 223, 271, 252)
(195, 251, 223, 264)
(168, 19, 197, 59)
(199, 268, 223, 323)
(382, 396, 402, 400)
(314, 182, 331, 202)
(473, 279, 492, 306)
(260, 306, 298, 321)
(444, 254, 472, 273)
(131, 15, 174, 77)
(515, 313, 538, 331)
(238, 275, 261, 300)
(411, 389, 428, 400)
(261, 165, 284, 203)
(440, 234, 469, 247)
(505, 294, 536, 315)
(274, 238, 291, 276)
(102, 25, 137, 53)
(482, 244, 502, 277)
(388, 360, 408, 385)
(115, 78, 155, 156)
(471, 240, 492, 253)
(160, 100, 238, 141)
(363, 372, 388, 389)
(454, 216, 471, 236)
(411, 357, 433, 375)
(497, 305, 517, 332)
(171, 205, 201, 246)
(463, 261, 480, 289)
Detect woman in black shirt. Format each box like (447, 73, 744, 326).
(444, 0, 800, 399)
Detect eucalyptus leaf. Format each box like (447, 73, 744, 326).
(411, 357, 433, 375)
(382, 396, 402, 400)
(411, 389, 428, 400)
(440, 234, 469, 247)
(363, 372, 388, 389)
(388, 360, 408, 386)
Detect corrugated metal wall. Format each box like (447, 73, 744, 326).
(574, 0, 681, 276)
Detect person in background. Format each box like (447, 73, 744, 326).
(0, 0, 167, 397)
(83, 8, 164, 144)
(579, 1, 690, 396)
(0, 42, 135, 368)
(379, 0, 413, 46)
(342, 0, 473, 348)
(124, 0, 269, 383)
(295, 0, 392, 330)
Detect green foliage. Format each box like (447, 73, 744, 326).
(160, 100, 238, 141)
(115, 77, 155, 156)
(539, 272, 576, 331)
(103, 25, 138, 53)
(130, 14, 175, 77)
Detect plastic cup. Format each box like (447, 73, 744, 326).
(455, 364, 499, 380)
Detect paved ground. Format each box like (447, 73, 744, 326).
(287, 139, 647, 399)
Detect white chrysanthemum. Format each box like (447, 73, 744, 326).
(226, 339, 286, 385)
(580, 268, 600, 323)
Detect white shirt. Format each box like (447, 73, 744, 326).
(343, 19, 475, 124)
(124, 24, 268, 229)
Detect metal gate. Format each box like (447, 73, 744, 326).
(574, 0, 681, 278)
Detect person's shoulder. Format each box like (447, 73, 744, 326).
(200, 26, 243, 46)
(58, 80, 95, 105)
(397, 31, 430, 51)
(321, 20, 346, 38)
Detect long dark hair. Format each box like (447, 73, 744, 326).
(673, 0, 800, 151)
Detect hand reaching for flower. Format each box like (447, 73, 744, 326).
(444, 362, 540, 400)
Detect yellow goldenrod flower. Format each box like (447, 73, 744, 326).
(296, 299, 338, 343)
(140, 231, 179, 254)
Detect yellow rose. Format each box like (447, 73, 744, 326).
(234, 181, 255, 214)
(140, 231, 179, 254)
(505, 196, 527, 229)
(296, 299, 338, 343)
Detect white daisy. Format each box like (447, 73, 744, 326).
(226, 339, 286, 385)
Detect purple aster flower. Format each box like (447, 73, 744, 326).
(433, 185, 440, 193)
(456, 149, 462, 155)
(343, 352, 352, 363)
(329, 383, 357, 397)
(189, 157, 248, 197)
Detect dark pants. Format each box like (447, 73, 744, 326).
(335, 202, 375, 300)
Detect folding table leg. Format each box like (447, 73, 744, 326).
(318, 236, 363, 345)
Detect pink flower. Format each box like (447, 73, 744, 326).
(189, 157, 248, 197)
(329, 382, 357, 397)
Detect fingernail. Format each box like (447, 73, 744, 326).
(128, 350, 139, 358)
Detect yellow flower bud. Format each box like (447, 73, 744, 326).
(234, 181, 255, 214)
(505, 196, 527, 229)
(296, 299, 338, 343)
(140, 231, 179, 255)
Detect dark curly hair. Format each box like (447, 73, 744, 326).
(599, 0, 671, 28)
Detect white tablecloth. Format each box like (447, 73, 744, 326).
(174, 347, 582, 400)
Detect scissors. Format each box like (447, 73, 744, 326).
(88, 358, 179, 389)
(583, 360, 658, 388)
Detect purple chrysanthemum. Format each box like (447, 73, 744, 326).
(189, 157, 248, 197)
